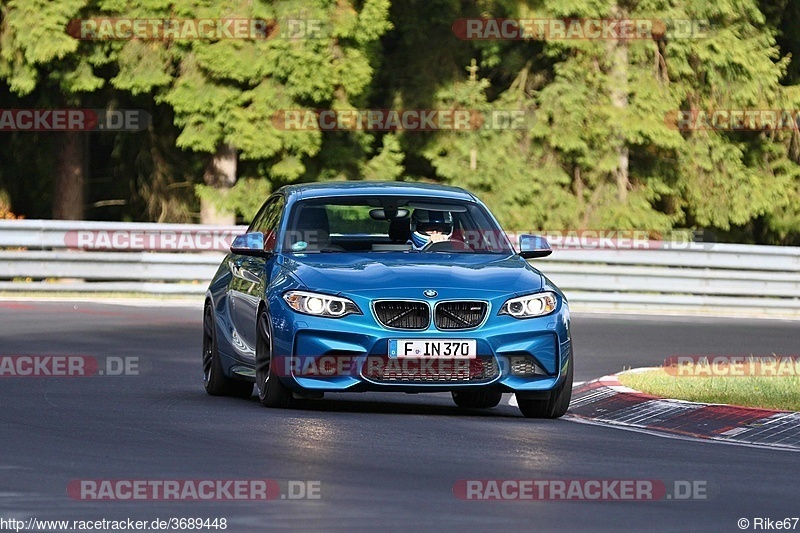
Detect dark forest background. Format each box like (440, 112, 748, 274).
(1, 0, 799, 244)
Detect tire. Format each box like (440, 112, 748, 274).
(203, 303, 253, 398)
(517, 359, 573, 419)
(452, 390, 503, 409)
(255, 309, 294, 408)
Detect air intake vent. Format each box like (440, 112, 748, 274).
(435, 301, 488, 330)
(364, 357, 499, 383)
(373, 301, 430, 330)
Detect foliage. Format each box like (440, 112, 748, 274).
(0, 0, 798, 242)
(0, 190, 23, 219)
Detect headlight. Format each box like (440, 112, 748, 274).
(499, 292, 557, 318)
(283, 291, 361, 318)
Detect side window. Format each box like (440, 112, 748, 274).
(250, 196, 285, 251)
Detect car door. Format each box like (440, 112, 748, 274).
(227, 195, 285, 360)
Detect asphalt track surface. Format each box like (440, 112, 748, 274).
(1, 301, 798, 532)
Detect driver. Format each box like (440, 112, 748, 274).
(410, 209, 454, 249)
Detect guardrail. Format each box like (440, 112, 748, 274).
(540, 246, 800, 315)
(1, 220, 799, 316)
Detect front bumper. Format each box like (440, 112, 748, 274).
(268, 292, 572, 394)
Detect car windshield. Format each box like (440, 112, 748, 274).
(282, 196, 513, 254)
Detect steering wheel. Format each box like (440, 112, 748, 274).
(320, 244, 346, 252)
(423, 239, 472, 252)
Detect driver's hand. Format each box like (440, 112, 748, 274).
(428, 233, 448, 243)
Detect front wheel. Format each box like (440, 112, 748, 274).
(255, 310, 294, 408)
(203, 304, 253, 398)
(517, 360, 573, 419)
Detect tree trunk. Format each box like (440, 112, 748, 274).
(201, 144, 237, 225)
(608, 7, 629, 203)
(53, 132, 87, 220)
(573, 165, 583, 198)
(616, 145, 629, 203)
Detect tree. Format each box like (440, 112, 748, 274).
(0, 0, 106, 219)
(419, 0, 799, 236)
(104, 0, 391, 223)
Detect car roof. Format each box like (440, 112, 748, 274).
(279, 181, 477, 202)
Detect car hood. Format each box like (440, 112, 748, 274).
(279, 253, 543, 295)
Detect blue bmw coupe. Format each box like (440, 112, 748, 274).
(203, 181, 573, 418)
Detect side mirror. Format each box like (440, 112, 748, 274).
(230, 232, 271, 257)
(518, 234, 552, 259)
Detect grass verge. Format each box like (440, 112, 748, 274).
(617, 366, 800, 412)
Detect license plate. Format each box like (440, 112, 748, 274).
(389, 339, 476, 359)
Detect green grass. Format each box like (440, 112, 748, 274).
(617, 367, 800, 412)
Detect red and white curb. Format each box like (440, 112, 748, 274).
(522, 371, 799, 451)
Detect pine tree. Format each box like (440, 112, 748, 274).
(103, 0, 391, 222)
(0, 0, 106, 219)
(419, 0, 799, 236)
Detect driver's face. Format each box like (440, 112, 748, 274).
(425, 230, 449, 243)
(420, 225, 448, 235)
